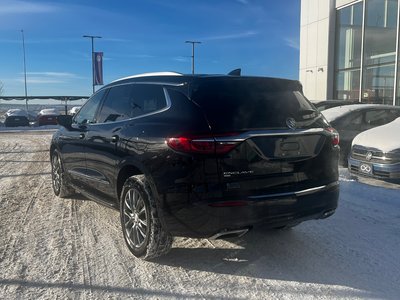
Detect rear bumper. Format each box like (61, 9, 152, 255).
(160, 181, 339, 238)
(348, 157, 400, 179)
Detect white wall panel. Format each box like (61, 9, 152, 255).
(317, 18, 329, 66)
(316, 66, 328, 100)
(308, 0, 319, 23)
(300, 26, 308, 69)
(306, 22, 318, 68)
(318, 0, 330, 19)
(301, 0, 309, 25)
(335, 0, 358, 9)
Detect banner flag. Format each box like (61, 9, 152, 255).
(94, 52, 103, 85)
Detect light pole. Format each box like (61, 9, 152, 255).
(185, 41, 201, 74)
(83, 35, 102, 94)
(21, 30, 28, 112)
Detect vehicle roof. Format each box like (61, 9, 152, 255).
(105, 72, 301, 90)
(322, 104, 400, 122)
(5, 109, 28, 117)
(38, 108, 58, 115)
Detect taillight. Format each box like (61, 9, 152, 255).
(325, 127, 339, 146)
(166, 136, 239, 154)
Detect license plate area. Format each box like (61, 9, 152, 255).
(360, 163, 372, 175)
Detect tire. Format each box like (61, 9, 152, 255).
(120, 175, 172, 260)
(51, 150, 75, 198)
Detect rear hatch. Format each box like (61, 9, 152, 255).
(189, 77, 338, 198)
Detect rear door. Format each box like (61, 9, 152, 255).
(59, 89, 106, 188)
(190, 77, 338, 198)
(84, 83, 168, 200)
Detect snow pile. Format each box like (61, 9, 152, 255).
(37, 108, 59, 116)
(69, 106, 81, 115)
(5, 109, 28, 117)
(352, 117, 400, 152)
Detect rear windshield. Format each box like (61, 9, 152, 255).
(190, 78, 323, 132)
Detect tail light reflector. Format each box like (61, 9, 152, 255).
(325, 127, 339, 146)
(167, 135, 239, 154)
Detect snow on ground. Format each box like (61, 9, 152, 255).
(0, 124, 59, 132)
(0, 132, 399, 299)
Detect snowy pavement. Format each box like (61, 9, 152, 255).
(0, 132, 399, 299)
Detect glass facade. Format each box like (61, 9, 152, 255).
(335, 2, 363, 100)
(335, 0, 399, 106)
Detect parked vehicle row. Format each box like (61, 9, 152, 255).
(321, 104, 400, 166)
(2, 106, 82, 127)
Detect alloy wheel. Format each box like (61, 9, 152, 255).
(123, 188, 149, 248)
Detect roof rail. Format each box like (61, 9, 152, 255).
(112, 72, 183, 82)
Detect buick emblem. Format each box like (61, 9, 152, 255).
(366, 151, 373, 161)
(286, 118, 296, 130)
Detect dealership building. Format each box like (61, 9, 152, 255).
(300, 0, 400, 106)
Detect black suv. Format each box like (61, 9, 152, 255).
(51, 72, 340, 259)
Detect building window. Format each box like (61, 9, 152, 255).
(335, 2, 363, 100)
(362, 0, 398, 104)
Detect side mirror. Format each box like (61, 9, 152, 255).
(57, 115, 73, 128)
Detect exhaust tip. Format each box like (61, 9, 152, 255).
(209, 228, 250, 240)
(321, 209, 336, 219)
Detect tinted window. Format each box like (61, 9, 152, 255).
(97, 84, 166, 123)
(74, 89, 106, 125)
(365, 109, 398, 126)
(191, 78, 321, 131)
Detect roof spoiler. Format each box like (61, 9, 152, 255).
(227, 68, 241, 76)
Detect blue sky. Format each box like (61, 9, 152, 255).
(0, 0, 300, 96)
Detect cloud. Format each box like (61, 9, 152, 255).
(200, 31, 258, 41)
(284, 37, 300, 50)
(172, 56, 190, 63)
(0, 0, 58, 15)
(15, 72, 83, 84)
(236, 0, 249, 4)
(26, 72, 78, 78)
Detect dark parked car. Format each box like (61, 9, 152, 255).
(349, 117, 400, 182)
(37, 108, 59, 126)
(322, 104, 400, 166)
(313, 99, 359, 111)
(51, 72, 340, 259)
(4, 109, 30, 127)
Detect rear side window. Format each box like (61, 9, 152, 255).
(191, 78, 320, 132)
(97, 84, 167, 123)
(365, 109, 396, 126)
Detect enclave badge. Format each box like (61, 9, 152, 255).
(286, 117, 296, 130)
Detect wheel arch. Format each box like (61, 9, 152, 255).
(116, 163, 157, 202)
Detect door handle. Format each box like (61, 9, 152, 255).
(111, 135, 119, 143)
(79, 133, 85, 139)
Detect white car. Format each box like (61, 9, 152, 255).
(348, 117, 400, 182)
